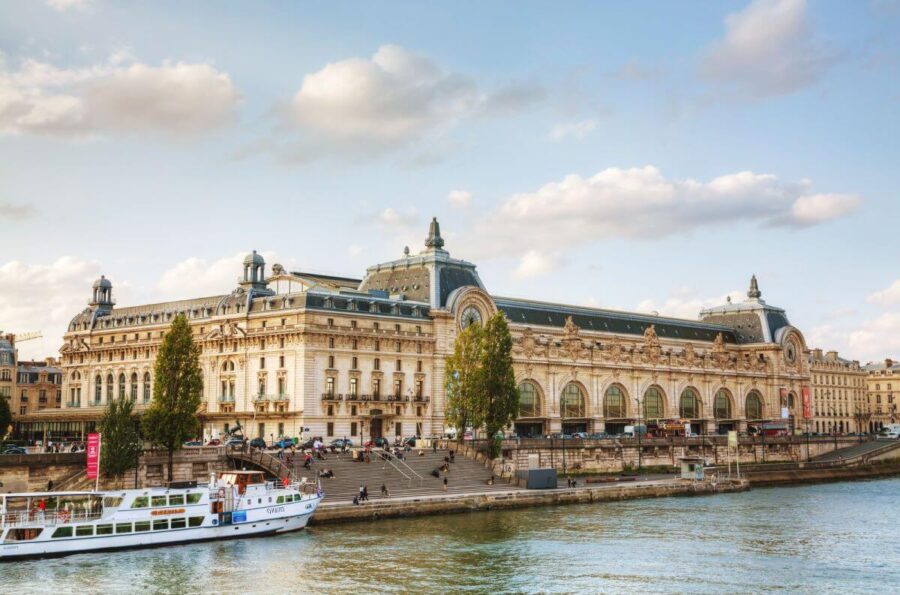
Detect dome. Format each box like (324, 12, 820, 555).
(92, 275, 112, 290)
(243, 250, 265, 266)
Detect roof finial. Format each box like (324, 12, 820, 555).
(747, 274, 761, 299)
(403, 246, 410, 257)
(425, 216, 444, 250)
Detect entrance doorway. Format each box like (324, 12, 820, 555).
(514, 422, 543, 438)
(562, 422, 588, 434)
(369, 418, 383, 440)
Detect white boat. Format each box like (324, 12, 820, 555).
(0, 470, 322, 560)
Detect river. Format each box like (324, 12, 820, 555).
(3, 478, 898, 594)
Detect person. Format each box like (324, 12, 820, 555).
(418, 450, 425, 456)
(431, 468, 440, 478)
(381, 483, 389, 498)
(362, 485, 369, 502)
(359, 485, 365, 502)
(38, 498, 46, 520)
(432, 440, 437, 453)
(303, 454, 313, 469)
(352, 495, 359, 505)
(277, 447, 284, 460)
(449, 451, 455, 463)
(47, 479, 54, 491)
(443, 477, 448, 492)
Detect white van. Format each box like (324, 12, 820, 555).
(880, 424, 900, 439)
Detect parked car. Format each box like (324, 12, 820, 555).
(299, 437, 324, 450)
(329, 438, 353, 449)
(183, 440, 203, 447)
(365, 437, 389, 448)
(572, 432, 589, 439)
(274, 438, 295, 449)
(402, 436, 418, 447)
(224, 438, 243, 448)
(249, 438, 267, 449)
(1, 446, 27, 455)
(205, 438, 221, 446)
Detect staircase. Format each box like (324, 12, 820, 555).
(811, 439, 900, 464)
(290, 447, 518, 503)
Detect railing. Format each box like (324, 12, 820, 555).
(225, 445, 297, 484)
(52, 468, 88, 492)
(373, 449, 417, 487)
(1, 510, 103, 529)
(65, 401, 81, 408)
(383, 450, 425, 486)
(217, 395, 235, 403)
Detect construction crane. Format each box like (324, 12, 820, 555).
(12, 331, 42, 343)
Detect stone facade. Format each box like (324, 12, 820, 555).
(49, 220, 814, 443)
(864, 358, 899, 432)
(0, 333, 16, 432)
(14, 358, 62, 418)
(808, 349, 867, 434)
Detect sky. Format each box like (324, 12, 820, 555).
(1, 0, 898, 363)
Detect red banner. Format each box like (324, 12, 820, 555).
(802, 386, 811, 419)
(86, 433, 101, 479)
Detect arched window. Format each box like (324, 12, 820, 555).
(745, 391, 764, 420)
(518, 381, 540, 417)
(644, 387, 664, 419)
(143, 372, 151, 402)
(95, 375, 102, 403)
(714, 389, 732, 419)
(130, 373, 138, 400)
(106, 374, 114, 402)
(118, 373, 126, 399)
(561, 383, 585, 418)
(604, 385, 626, 418)
(680, 388, 700, 419)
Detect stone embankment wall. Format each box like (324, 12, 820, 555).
(99, 447, 229, 490)
(0, 453, 85, 492)
(310, 479, 749, 525)
(491, 437, 861, 476)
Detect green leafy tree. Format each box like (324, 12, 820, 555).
(479, 313, 519, 458)
(98, 396, 142, 480)
(142, 314, 203, 482)
(0, 395, 11, 441)
(445, 323, 484, 444)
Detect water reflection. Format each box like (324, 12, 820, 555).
(4, 479, 900, 594)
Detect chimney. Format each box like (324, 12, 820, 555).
(813, 348, 823, 360)
(887, 358, 894, 369)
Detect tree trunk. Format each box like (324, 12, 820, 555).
(167, 448, 174, 482)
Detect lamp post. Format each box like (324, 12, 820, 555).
(827, 403, 838, 453)
(633, 397, 642, 473)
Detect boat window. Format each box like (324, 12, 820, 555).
(115, 523, 132, 534)
(76, 525, 94, 537)
(169, 494, 185, 506)
(294, 494, 302, 502)
(186, 493, 203, 504)
(103, 497, 123, 508)
(7, 528, 43, 541)
(188, 516, 204, 527)
(170, 518, 186, 530)
(52, 526, 73, 538)
(276, 496, 284, 504)
(152, 519, 169, 531)
(151, 496, 167, 507)
(96, 524, 113, 536)
(134, 521, 151, 532)
(131, 496, 149, 508)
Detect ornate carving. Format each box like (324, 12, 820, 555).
(683, 343, 696, 367)
(271, 263, 286, 275)
(641, 325, 662, 364)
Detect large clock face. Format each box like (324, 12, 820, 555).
(461, 306, 483, 329)
(784, 341, 797, 364)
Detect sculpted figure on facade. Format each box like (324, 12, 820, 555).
(642, 324, 662, 364)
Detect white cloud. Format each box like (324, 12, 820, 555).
(0, 256, 106, 360)
(702, 0, 841, 97)
(512, 250, 562, 280)
(0, 56, 240, 138)
(471, 166, 860, 257)
(377, 207, 419, 230)
(155, 252, 278, 300)
(280, 45, 541, 161)
(447, 190, 472, 208)
(549, 118, 597, 142)
(346, 244, 364, 258)
(812, 312, 900, 363)
(44, 0, 90, 11)
(635, 288, 744, 320)
(868, 280, 900, 306)
(1, 203, 36, 220)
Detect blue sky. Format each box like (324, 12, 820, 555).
(1, 0, 898, 362)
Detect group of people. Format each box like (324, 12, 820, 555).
(44, 441, 84, 453)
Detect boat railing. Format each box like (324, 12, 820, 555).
(1, 509, 103, 529)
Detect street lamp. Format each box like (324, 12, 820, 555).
(633, 397, 643, 473)
(827, 404, 838, 453)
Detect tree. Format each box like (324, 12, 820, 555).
(98, 396, 142, 480)
(445, 323, 484, 444)
(0, 395, 11, 441)
(142, 313, 203, 482)
(479, 313, 519, 459)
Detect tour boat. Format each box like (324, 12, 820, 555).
(0, 470, 322, 560)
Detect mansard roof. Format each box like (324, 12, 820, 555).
(494, 296, 739, 344)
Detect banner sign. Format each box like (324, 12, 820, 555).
(802, 386, 811, 419)
(86, 433, 101, 479)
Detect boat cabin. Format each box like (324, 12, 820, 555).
(217, 471, 267, 495)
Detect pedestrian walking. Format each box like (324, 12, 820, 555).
(362, 485, 369, 502)
(381, 483, 389, 498)
(443, 477, 448, 492)
(359, 485, 365, 502)
(432, 440, 437, 453)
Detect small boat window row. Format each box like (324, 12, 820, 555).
(51, 517, 205, 538)
(131, 493, 203, 509)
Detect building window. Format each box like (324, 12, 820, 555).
(395, 341, 401, 352)
(374, 358, 380, 371)
(327, 405, 334, 416)
(328, 337, 335, 349)
(258, 379, 266, 396)
(349, 378, 358, 397)
(352, 357, 358, 369)
(745, 391, 764, 420)
(395, 359, 402, 371)
(518, 381, 540, 417)
(326, 378, 334, 397)
(416, 343, 422, 354)
(374, 322, 380, 331)
(714, 389, 732, 419)
(561, 383, 585, 418)
(130, 373, 138, 401)
(117, 374, 126, 400)
(351, 339, 357, 350)
(351, 320, 357, 329)
(679, 388, 700, 419)
(415, 380, 423, 398)
(95, 376, 103, 404)
(393, 379, 402, 398)
(351, 405, 357, 416)
(279, 355, 285, 368)
(260, 357, 265, 370)
(373, 380, 380, 398)
(278, 376, 286, 397)
(643, 387, 664, 420)
(395, 422, 402, 437)
(327, 318, 334, 327)
(350, 422, 358, 436)
(328, 355, 335, 368)
(327, 422, 334, 437)
(604, 385, 626, 418)
(394, 324, 400, 332)
(260, 338, 266, 350)
(375, 340, 380, 352)
(416, 360, 422, 373)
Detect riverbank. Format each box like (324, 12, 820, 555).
(309, 477, 748, 525)
(743, 459, 900, 487)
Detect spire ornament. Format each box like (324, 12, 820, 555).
(424, 217, 445, 250)
(747, 274, 761, 299)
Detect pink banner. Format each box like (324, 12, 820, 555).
(86, 433, 100, 479)
(802, 386, 811, 419)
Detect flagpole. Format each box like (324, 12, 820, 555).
(95, 433, 101, 492)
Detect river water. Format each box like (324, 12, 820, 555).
(3, 478, 898, 594)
